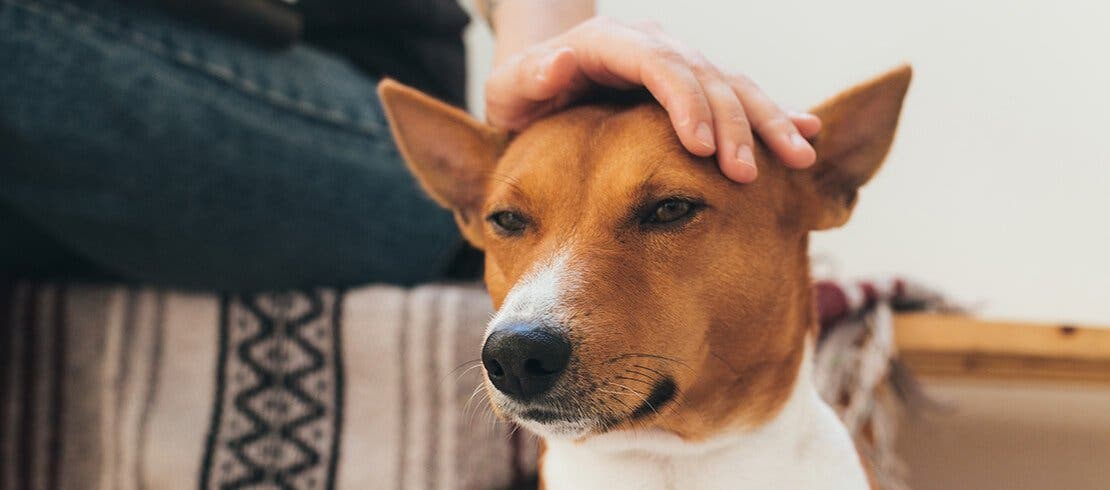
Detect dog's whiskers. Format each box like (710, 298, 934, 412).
(630, 363, 668, 379)
(603, 353, 695, 374)
(443, 362, 485, 388)
(597, 387, 634, 397)
(506, 422, 522, 440)
(606, 393, 637, 411)
(617, 367, 658, 384)
(439, 359, 484, 389)
(604, 381, 659, 418)
(463, 383, 493, 426)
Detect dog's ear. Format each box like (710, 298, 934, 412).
(378, 79, 509, 248)
(799, 65, 912, 230)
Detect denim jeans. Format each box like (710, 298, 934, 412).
(0, 0, 469, 289)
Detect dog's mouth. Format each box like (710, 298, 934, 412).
(520, 407, 578, 423)
(500, 375, 679, 437)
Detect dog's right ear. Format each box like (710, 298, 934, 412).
(378, 79, 509, 249)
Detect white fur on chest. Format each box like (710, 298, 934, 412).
(539, 351, 869, 490)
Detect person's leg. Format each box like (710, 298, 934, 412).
(0, 198, 115, 280)
(0, 0, 467, 289)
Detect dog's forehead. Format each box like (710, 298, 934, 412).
(488, 104, 721, 204)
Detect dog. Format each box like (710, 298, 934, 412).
(378, 64, 911, 489)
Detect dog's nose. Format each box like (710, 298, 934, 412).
(481, 325, 571, 400)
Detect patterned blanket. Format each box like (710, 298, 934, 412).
(0, 279, 940, 489)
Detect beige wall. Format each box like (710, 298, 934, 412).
(463, 0, 1110, 326)
(898, 379, 1110, 489)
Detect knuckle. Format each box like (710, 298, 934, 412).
(663, 70, 704, 97)
(725, 108, 751, 129)
(661, 85, 707, 115)
(654, 77, 702, 105)
(728, 72, 757, 89)
(650, 44, 685, 66)
(753, 114, 794, 133)
(687, 54, 716, 78)
(704, 80, 737, 103)
(710, 95, 751, 131)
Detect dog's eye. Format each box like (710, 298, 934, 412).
(487, 210, 529, 235)
(645, 198, 700, 225)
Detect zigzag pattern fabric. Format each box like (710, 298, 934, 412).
(201, 291, 344, 489)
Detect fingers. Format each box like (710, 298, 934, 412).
(653, 34, 759, 182)
(730, 74, 817, 169)
(485, 47, 582, 130)
(699, 75, 758, 182)
(566, 19, 817, 173)
(567, 19, 718, 156)
(526, 47, 579, 100)
(790, 112, 822, 138)
(482, 16, 825, 181)
(640, 54, 717, 157)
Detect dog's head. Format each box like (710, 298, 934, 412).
(379, 66, 911, 440)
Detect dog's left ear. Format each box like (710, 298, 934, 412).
(800, 64, 912, 230)
(377, 79, 509, 248)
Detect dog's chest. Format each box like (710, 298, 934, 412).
(539, 390, 869, 490)
(542, 443, 790, 490)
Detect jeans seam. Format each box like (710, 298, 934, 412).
(3, 0, 383, 137)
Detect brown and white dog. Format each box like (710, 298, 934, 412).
(378, 65, 911, 489)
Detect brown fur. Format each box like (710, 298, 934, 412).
(379, 66, 911, 446)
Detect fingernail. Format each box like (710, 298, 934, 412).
(695, 122, 715, 150)
(736, 144, 755, 168)
(788, 132, 817, 167)
(741, 160, 758, 180)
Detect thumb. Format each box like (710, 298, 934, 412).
(485, 47, 578, 129)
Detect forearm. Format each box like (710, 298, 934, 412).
(477, 0, 595, 65)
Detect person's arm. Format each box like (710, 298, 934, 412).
(476, 0, 821, 183)
(477, 0, 595, 64)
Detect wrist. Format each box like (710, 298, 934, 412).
(484, 0, 594, 66)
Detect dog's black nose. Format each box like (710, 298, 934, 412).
(481, 325, 571, 400)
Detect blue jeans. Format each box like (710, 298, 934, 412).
(0, 0, 469, 289)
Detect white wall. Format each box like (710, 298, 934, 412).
(463, 0, 1110, 325)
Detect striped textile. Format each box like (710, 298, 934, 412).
(0, 278, 939, 489)
(0, 283, 535, 490)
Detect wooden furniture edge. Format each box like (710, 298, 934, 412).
(893, 313, 1110, 384)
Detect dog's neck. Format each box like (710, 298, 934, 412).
(539, 343, 870, 490)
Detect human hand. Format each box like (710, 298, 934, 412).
(484, 17, 822, 182)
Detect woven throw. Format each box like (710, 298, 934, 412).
(0, 279, 935, 489)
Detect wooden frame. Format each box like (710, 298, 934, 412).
(894, 314, 1110, 384)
